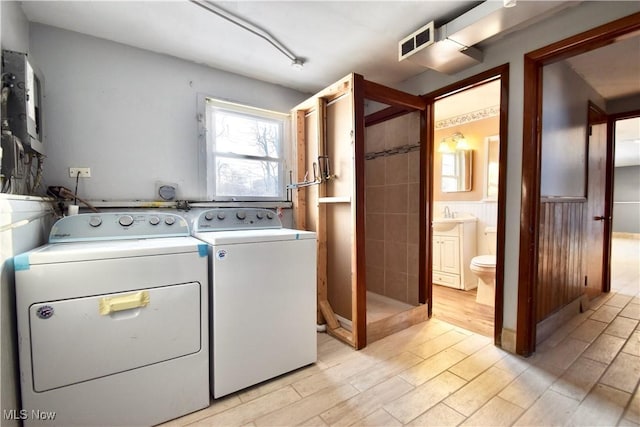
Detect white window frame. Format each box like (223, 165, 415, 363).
(199, 96, 290, 201)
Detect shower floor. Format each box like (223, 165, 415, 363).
(366, 292, 415, 324)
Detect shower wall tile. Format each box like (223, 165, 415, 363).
(385, 241, 408, 274)
(408, 244, 419, 277)
(408, 184, 420, 214)
(385, 185, 408, 213)
(385, 271, 409, 302)
(366, 157, 386, 186)
(409, 151, 420, 184)
(366, 187, 385, 213)
(367, 266, 385, 294)
(366, 239, 385, 268)
(408, 214, 419, 244)
(366, 124, 385, 153)
(408, 275, 420, 305)
(366, 214, 385, 241)
(385, 214, 407, 243)
(386, 155, 408, 185)
(365, 112, 424, 305)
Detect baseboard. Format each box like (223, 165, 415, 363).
(335, 313, 353, 332)
(500, 328, 517, 354)
(535, 295, 582, 345)
(613, 232, 640, 240)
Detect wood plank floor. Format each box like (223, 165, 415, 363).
(432, 284, 494, 337)
(160, 237, 640, 427)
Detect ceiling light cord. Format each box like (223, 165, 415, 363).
(190, 0, 304, 68)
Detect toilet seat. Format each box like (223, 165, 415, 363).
(471, 255, 496, 268)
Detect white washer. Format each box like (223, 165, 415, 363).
(193, 208, 317, 398)
(14, 212, 210, 427)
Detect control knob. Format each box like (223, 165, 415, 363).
(204, 212, 215, 221)
(217, 212, 226, 220)
(164, 216, 176, 225)
(89, 216, 102, 227)
(256, 211, 264, 220)
(149, 216, 160, 226)
(266, 211, 274, 220)
(118, 215, 134, 227)
(236, 210, 246, 220)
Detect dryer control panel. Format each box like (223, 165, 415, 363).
(194, 208, 281, 232)
(49, 213, 190, 242)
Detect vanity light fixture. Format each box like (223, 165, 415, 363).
(438, 132, 470, 152)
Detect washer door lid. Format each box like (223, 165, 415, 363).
(29, 282, 201, 392)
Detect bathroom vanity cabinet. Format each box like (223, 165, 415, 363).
(432, 218, 477, 290)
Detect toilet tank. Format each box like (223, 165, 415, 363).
(483, 226, 497, 255)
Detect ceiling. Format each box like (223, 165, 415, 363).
(19, 1, 640, 164)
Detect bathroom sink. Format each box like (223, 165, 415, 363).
(432, 215, 476, 231)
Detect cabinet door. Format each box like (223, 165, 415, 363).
(432, 237, 442, 271)
(440, 236, 460, 274)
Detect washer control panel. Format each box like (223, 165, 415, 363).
(49, 212, 190, 242)
(194, 208, 281, 232)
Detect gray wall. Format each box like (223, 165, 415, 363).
(540, 61, 605, 197)
(397, 1, 640, 335)
(29, 24, 309, 201)
(613, 166, 640, 234)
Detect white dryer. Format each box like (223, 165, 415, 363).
(192, 208, 317, 398)
(14, 212, 210, 427)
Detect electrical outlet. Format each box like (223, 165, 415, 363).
(69, 167, 91, 178)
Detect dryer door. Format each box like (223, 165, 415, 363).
(29, 282, 202, 392)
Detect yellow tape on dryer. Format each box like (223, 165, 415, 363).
(99, 291, 150, 315)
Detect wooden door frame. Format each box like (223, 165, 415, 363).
(421, 64, 510, 346)
(517, 12, 640, 356)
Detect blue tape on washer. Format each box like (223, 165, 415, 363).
(14, 253, 30, 271)
(198, 244, 208, 257)
(296, 234, 300, 240)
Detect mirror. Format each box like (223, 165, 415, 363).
(484, 135, 499, 200)
(441, 150, 472, 192)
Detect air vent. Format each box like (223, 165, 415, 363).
(398, 21, 435, 61)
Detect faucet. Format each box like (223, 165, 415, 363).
(444, 206, 451, 218)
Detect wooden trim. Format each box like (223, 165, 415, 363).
(494, 64, 510, 347)
(363, 80, 426, 111)
(517, 53, 542, 357)
(420, 103, 433, 312)
(353, 74, 367, 350)
(293, 74, 353, 112)
(319, 300, 340, 330)
(367, 305, 429, 343)
(294, 110, 307, 230)
(318, 196, 351, 204)
(424, 66, 506, 102)
(517, 12, 640, 357)
(365, 106, 413, 127)
(525, 12, 640, 65)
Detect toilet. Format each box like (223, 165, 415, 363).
(470, 227, 497, 307)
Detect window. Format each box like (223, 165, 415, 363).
(204, 98, 289, 201)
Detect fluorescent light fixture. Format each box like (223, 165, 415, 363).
(504, 0, 517, 8)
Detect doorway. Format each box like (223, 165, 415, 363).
(430, 80, 501, 337)
(422, 65, 509, 345)
(610, 114, 640, 297)
(518, 13, 640, 355)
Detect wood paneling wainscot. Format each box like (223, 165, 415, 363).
(537, 199, 585, 322)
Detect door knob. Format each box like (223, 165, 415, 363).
(593, 215, 607, 221)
